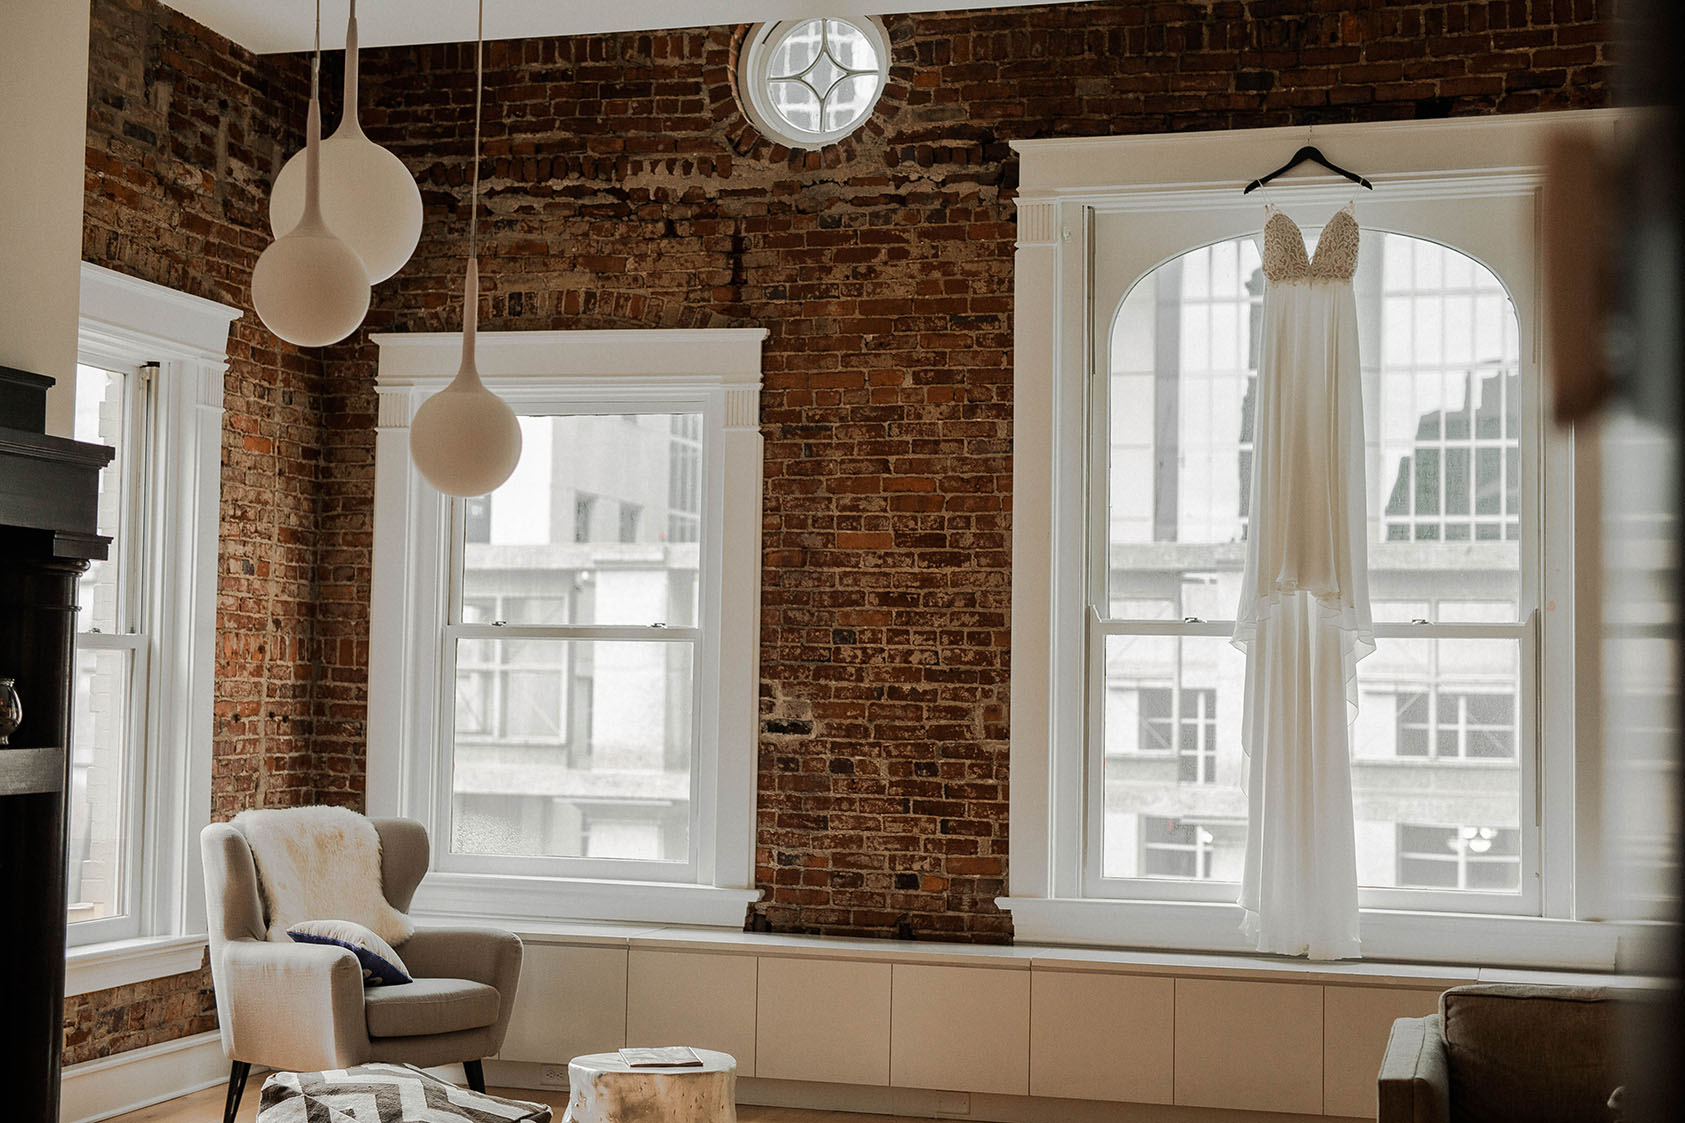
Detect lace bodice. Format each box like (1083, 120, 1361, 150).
(1261, 204, 1359, 284)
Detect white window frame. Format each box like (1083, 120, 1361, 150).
(67, 358, 153, 945)
(368, 329, 767, 928)
(63, 262, 234, 992)
(1002, 110, 1640, 970)
(738, 16, 890, 150)
(1083, 223, 1543, 918)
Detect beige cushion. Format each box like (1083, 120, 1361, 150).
(364, 978, 500, 1039)
(1440, 984, 1620, 1123)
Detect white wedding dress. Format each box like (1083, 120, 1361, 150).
(1232, 203, 1374, 959)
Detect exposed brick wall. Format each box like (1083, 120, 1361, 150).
(343, 0, 1614, 943)
(67, 0, 319, 1066)
(65, 0, 1617, 1066)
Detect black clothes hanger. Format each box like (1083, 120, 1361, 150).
(1242, 146, 1374, 194)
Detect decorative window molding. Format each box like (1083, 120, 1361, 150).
(738, 16, 889, 150)
(368, 329, 767, 928)
(1001, 109, 1640, 969)
(63, 262, 235, 991)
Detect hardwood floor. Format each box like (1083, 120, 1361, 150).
(103, 1079, 940, 1123)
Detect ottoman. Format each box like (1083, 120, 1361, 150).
(258, 1063, 552, 1122)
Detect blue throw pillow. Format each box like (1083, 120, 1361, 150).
(287, 919, 413, 986)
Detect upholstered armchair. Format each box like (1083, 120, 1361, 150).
(1378, 983, 1624, 1123)
(201, 817, 522, 1123)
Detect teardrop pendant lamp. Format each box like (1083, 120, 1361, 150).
(251, 0, 371, 347)
(409, 0, 522, 497)
(269, 0, 423, 283)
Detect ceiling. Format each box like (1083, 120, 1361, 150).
(162, 1, 1098, 55)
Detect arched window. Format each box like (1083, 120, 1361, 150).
(1092, 228, 1532, 907)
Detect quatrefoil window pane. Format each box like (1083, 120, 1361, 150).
(739, 17, 889, 150)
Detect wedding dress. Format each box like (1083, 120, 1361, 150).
(1232, 203, 1374, 959)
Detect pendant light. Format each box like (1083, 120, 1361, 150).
(269, 0, 423, 283)
(251, 0, 371, 347)
(409, 0, 522, 497)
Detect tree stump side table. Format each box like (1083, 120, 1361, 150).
(561, 1049, 737, 1123)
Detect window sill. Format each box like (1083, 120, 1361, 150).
(996, 896, 1630, 972)
(411, 871, 761, 929)
(65, 933, 208, 997)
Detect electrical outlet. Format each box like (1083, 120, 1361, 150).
(539, 1065, 569, 1088)
(935, 1090, 971, 1115)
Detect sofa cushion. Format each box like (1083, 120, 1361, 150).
(1440, 984, 1620, 1123)
(364, 977, 499, 1039)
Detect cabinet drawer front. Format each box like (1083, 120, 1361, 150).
(627, 949, 759, 1076)
(1030, 970, 1174, 1104)
(499, 945, 628, 1063)
(1175, 977, 1323, 1115)
(1324, 986, 1443, 1119)
(891, 963, 1029, 1095)
(755, 957, 890, 1086)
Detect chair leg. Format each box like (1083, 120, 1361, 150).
(223, 1060, 252, 1123)
(463, 1058, 486, 1093)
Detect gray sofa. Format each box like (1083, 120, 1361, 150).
(1378, 983, 1623, 1123)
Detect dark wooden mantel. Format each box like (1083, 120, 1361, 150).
(0, 363, 113, 1123)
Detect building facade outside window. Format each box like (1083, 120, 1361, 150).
(368, 329, 766, 927)
(450, 412, 704, 865)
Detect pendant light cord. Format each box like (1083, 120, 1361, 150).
(470, 0, 484, 263)
(311, 0, 320, 101)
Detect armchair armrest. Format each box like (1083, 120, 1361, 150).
(399, 927, 521, 990)
(399, 927, 523, 1052)
(1378, 1014, 1452, 1123)
(218, 938, 371, 1071)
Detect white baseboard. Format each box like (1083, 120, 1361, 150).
(60, 1031, 231, 1123)
(481, 1061, 1365, 1123)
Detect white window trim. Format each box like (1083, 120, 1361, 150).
(1002, 109, 1647, 971)
(368, 328, 767, 928)
(738, 15, 891, 151)
(64, 262, 235, 991)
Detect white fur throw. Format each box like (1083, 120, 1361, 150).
(233, 806, 415, 947)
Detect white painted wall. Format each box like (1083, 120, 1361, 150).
(0, 0, 90, 436)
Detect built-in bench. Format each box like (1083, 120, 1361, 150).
(477, 920, 1656, 1122)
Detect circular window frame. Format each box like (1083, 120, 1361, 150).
(737, 16, 890, 151)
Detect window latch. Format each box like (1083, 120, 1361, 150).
(1183, 616, 1204, 624)
(1412, 618, 1430, 625)
(491, 620, 506, 628)
(651, 622, 667, 629)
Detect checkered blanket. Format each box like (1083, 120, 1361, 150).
(257, 1064, 552, 1123)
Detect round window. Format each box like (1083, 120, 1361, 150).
(738, 16, 890, 150)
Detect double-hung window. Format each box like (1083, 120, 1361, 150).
(369, 329, 766, 926)
(1090, 227, 1538, 915)
(1007, 113, 1617, 967)
(68, 361, 152, 940)
(446, 411, 705, 875)
(63, 263, 232, 991)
